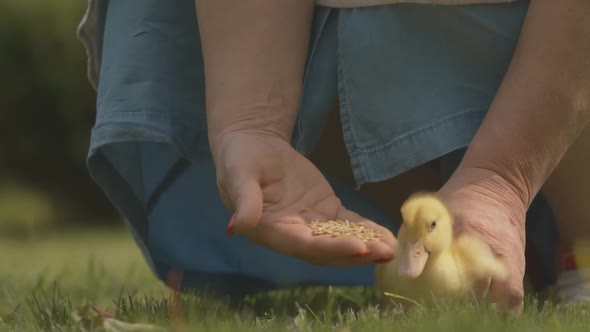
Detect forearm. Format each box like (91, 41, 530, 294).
(458, 0, 590, 207)
(195, 0, 314, 152)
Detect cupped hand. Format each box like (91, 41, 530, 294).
(438, 167, 527, 313)
(212, 131, 396, 267)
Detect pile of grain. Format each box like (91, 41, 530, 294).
(308, 219, 382, 242)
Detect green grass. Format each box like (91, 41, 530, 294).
(1, 228, 589, 331)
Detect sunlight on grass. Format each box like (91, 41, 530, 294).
(1, 229, 590, 331)
(0, 228, 166, 315)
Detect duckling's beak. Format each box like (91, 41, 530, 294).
(397, 240, 429, 279)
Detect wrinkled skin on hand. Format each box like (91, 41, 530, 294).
(212, 130, 397, 267)
(438, 167, 527, 313)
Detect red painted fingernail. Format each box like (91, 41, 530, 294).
(226, 224, 234, 237)
(374, 257, 393, 264)
(352, 251, 371, 257)
(226, 214, 236, 237)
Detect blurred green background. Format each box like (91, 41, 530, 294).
(0, 0, 118, 237)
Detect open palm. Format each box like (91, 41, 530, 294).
(213, 131, 396, 267)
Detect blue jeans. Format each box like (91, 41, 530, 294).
(87, 0, 557, 296)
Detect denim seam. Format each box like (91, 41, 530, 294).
(93, 120, 174, 137)
(351, 107, 487, 157)
(89, 122, 176, 154)
(351, 108, 486, 185)
(335, 10, 367, 187)
(97, 108, 174, 119)
(96, 109, 202, 135)
(295, 8, 333, 151)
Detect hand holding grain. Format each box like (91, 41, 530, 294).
(213, 131, 396, 267)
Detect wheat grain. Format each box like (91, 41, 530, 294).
(308, 219, 381, 242)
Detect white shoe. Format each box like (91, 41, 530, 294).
(554, 269, 590, 307)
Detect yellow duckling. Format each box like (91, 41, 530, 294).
(375, 192, 508, 307)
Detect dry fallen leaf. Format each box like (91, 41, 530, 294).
(102, 318, 167, 332)
(72, 304, 166, 332)
(72, 304, 107, 330)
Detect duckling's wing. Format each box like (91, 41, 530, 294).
(454, 235, 508, 281)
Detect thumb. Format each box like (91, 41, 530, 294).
(225, 171, 264, 236)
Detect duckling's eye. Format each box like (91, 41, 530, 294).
(430, 221, 437, 230)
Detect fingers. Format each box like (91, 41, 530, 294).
(244, 208, 396, 267)
(300, 208, 394, 265)
(336, 209, 396, 243)
(268, 216, 368, 258)
(336, 209, 397, 259)
(490, 280, 524, 314)
(471, 276, 492, 302)
(296, 208, 366, 257)
(489, 259, 524, 314)
(222, 170, 264, 235)
(305, 207, 397, 263)
(468, 267, 522, 314)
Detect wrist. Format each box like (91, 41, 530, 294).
(457, 159, 534, 210)
(207, 102, 298, 154)
(208, 123, 293, 168)
(440, 166, 528, 226)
